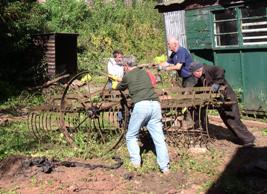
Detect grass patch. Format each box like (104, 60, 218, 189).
(178, 148, 223, 176)
(0, 115, 126, 161)
(0, 121, 38, 160)
(114, 142, 157, 174)
(208, 109, 219, 116)
(0, 91, 44, 110)
(262, 128, 267, 136)
(197, 180, 215, 194)
(0, 189, 18, 194)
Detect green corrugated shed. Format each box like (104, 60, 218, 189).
(156, 0, 267, 115)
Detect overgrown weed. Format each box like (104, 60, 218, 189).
(0, 91, 44, 110)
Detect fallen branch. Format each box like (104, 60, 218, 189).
(27, 74, 70, 91)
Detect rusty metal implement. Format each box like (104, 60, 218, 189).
(28, 70, 234, 156)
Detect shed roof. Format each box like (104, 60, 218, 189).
(156, 0, 186, 6)
(158, 0, 186, 6)
(156, 0, 248, 6)
(155, 0, 220, 12)
(155, 0, 250, 12)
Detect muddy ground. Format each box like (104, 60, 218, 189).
(1, 115, 267, 194)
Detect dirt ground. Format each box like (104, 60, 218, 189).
(1, 114, 267, 194)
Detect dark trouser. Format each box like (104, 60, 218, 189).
(221, 84, 255, 144)
(218, 103, 255, 144)
(183, 76, 255, 144)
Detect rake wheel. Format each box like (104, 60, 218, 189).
(60, 71, 128, 156)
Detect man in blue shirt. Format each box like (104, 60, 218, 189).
(158, 36, 193, 87)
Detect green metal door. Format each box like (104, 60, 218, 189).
(242, 50, 267, 110)
(214, 50, 243, 90)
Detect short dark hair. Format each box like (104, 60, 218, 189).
(113, 50, 123, 58)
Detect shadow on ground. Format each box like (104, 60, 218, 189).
(208, 123, 240, 144)
(206, 146, 267, 194)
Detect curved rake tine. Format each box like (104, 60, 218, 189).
(100, 111, 105, 129)
(46, 112, 51, 131)
(96, 117, 106, 143)
(27, 112, 32, 135)
(204, 105, 210, 139)
(40, 112, 46, 133)
(39, 112, 46, 139)
(33, 113, 41, 140)
(91, 118, 105, 144)
(34, 113, 42, 140)
(28, 112, 39, 140)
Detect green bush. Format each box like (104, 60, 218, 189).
(43, 0, 165, 72)
(0, 0, 165, 100)
(42, 0, 91, 32)
(0, 1, 49, 86)
(79, 0, 164, 72)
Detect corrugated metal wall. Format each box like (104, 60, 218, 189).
(163, 10, 187, 54)
(46, 35, 56, 77)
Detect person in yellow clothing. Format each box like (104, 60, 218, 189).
(71, 73, 92, 87)
(107, 50, 124, 89)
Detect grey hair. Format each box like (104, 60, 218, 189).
(167, 36, 179, 44)
(122, 55, 137, 67)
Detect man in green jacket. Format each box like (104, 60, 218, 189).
(117, 56, 170, 174)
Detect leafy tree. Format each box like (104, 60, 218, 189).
(78, 0, 165, 72)
(42, 0, 91, 32)
(0, 1, 48, 99)
(0, 0, 165, 100)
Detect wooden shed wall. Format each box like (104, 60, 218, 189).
(33, 33, 78, 79)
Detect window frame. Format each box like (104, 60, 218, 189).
(212, 6, 267, 48)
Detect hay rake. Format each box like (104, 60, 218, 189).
(28, 70, 233, 156)
(28, 71, 129, 156)
(157, 86, 227, 148)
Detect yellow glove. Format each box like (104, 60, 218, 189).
(153, 54, 167, 64)
(108, 74, 120, 81)
(80, 74, 92, 83)
(182, 107, 187, 114)
(112, 81, 119, 89)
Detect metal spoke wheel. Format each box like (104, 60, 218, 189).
(60, 71, 129, 157)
